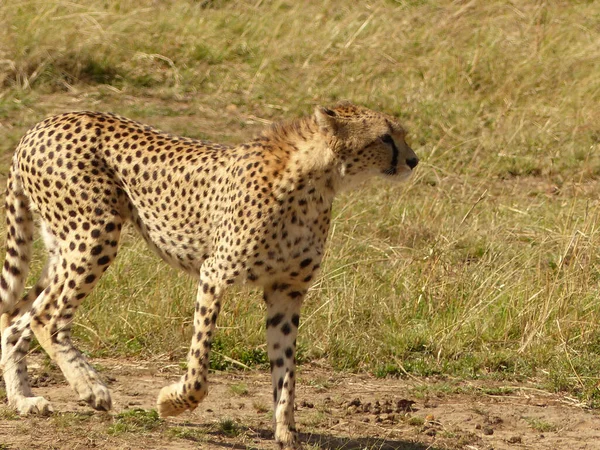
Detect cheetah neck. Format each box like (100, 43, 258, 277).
(265, 117, 345, 204)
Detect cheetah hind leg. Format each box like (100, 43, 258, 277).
(0, 229, 59, 415)
(2, 311, 53, 415)
(28, 223, 121, 412)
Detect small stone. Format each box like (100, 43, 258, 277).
(483, 426, 494, 435)
(486, 415, 503, 425)
(508, 436, 522, 444)
(348, 397, 361, 407)
(396, 399, 416, 412)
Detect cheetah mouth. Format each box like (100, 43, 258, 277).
(381, 165, 413, 180)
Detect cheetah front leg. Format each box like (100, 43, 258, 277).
(157, 263, 224, 417)
(264, 283, 306, 450)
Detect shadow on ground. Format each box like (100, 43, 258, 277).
(196, 425, 438, 449)
(303, 431, 439, 450)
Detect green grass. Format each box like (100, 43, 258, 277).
(107, 409, 162, 435)
(218, 418, 241, 438)
(51, 412, 94, 430)
(166, 425, 207, 442)
(0, 408, 19, 421)
(229, 383, 249, 396)
(1, 0, 600, 407)
(524, 417, 557, 433)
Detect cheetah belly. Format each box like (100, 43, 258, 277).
(127, 204, 212, 276)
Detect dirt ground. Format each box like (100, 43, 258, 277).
(0, 356, 599, 450)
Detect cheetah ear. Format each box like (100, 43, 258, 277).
(314, 106, 339, 134)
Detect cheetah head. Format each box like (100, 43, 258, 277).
(315, 102, 418, 183)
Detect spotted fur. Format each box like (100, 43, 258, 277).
(0, 102, 418, 449)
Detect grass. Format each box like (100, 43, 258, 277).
(218, 418, 241, 438)
(166, 425, 207, 442)
(51, 412, 94, 430)
(0, 0, 600, 407)
(229, 382, 249, 396)
(0, 408, 19, 421)
(407, 416, 425, 427)
(107, 408, 162, 435)
(523, 417, 557, 433)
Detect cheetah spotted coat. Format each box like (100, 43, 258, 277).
(0, 102, 418, 449)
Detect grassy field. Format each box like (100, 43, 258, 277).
(1, 0, 600, 408)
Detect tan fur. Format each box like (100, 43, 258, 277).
(0, 102, 418, 449)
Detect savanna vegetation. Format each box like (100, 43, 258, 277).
(1, 0, 599, 409)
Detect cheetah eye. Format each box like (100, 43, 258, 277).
(380, 134, 394, 146)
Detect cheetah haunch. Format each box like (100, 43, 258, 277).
(0, 102, 418, 449)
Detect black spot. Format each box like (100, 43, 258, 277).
(300, 258, 312, 268)
(91, 245, 103, 256)
(267, 313, 284, 328)
(97, 255, 110, 265)
(281, 323, 291, 335)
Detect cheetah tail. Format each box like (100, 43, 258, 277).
(0, 165, 34, 315)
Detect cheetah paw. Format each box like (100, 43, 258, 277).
(156, 383, 198, 418)
(276, 428, 301, 450)
(76, 381, 112, 411)
(13, 396, 54, 416)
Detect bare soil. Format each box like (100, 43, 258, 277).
(0, 356, 599, 450)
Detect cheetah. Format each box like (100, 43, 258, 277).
(0, 102, 418, 449)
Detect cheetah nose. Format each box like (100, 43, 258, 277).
(406, 157, 419, 169)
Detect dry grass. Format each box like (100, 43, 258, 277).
(1, 0, 600, 404)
